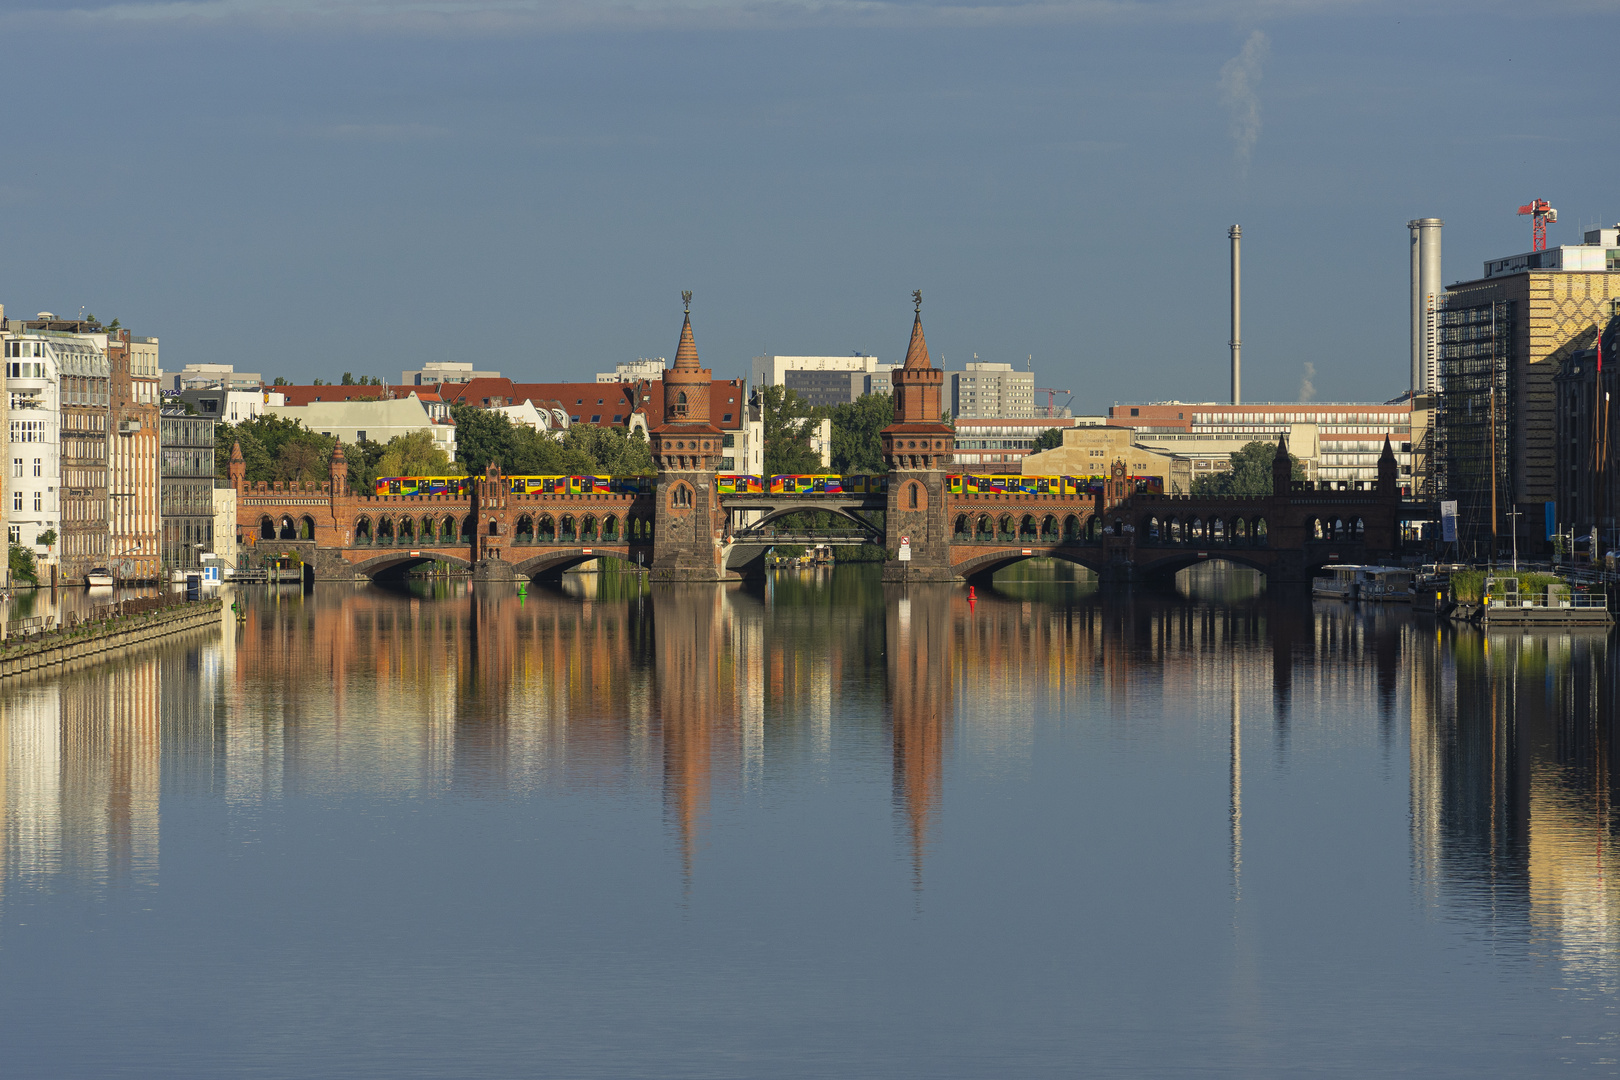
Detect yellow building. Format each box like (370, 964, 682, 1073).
(1019, 423, 1324, 491)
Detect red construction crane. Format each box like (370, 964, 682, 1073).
(1517, 199, 1558, 252)
(1035, 388, 1072, 418)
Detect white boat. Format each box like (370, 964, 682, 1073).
(85, 568, 114, 588)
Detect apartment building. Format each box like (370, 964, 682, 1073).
(109, 330, 163, 583)
(951, 362, 1036, 420)
(159, 408, 216, 572)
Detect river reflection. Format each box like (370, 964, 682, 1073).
(0, 567, 1616, 1076)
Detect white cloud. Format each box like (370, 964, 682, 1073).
(1299, 361, 1315, 402)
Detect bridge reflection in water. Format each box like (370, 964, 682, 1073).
(0, 571, 1614, 954)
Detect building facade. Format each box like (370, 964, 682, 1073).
(751, 355, 892, 399)
(4, 329, 64, 576)
(1108, 402, 1413, 491)
(1438, 225, 1620, 556)
(109, 330, 163, 583)
(950, 362, 1036, 419)
(57, 338, 111, 584)
(160, 409, 216, 572)
(177, 386, 286, 423)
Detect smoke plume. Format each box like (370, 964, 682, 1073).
(1219, 31, 1269, 176)
(1299, 362, 1316, 403)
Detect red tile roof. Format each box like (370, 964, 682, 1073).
(423, 378, 746, 430)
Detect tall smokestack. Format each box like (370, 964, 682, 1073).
(1229, 225, 1242, 405)
(1408, 218, 1443, 394)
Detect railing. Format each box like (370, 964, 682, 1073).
(3, 615, 55, 642)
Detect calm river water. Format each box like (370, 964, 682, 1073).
(0, 563, 1615, 1078)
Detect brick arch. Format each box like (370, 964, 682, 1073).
(347, 552, 474, 579)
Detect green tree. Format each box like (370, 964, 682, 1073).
(1031, 427, 1065, 453)
(561, 424, 655, 476)
(218, 414, 325, 482)
(451, 406, 593, 476)
(276, 438, 329, 482)
(272, 377, 288, 386)
(35, 529, 57, 553)
(823, 393, 893, 474)
(345, 438, 388, 492)
(9, 544, 37, 585)
(761, 385, 821, 476)
(1192, 440, 1305, 497)
(341, 373, 356, 385)
(378, 430, 459, 477)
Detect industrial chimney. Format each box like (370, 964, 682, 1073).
(1228, 225, 1241, 405)
(1407, 218, 1443, 395)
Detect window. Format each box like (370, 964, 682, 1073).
(33, 458, 40, 477)
(10, 459, 18, 478)
(591, 415, 601, 423)
(722, 434, 735, 448)
(357, 431, 367, 442)
(5, 527, 15, 544)
(613, 415, 623, 422)
(723, 413, 733, 422)
(1130, 408, 1139, 416)
(32, 492, 41, 512)
(671, 484, 692, 508)
(11, 492, 19, 511)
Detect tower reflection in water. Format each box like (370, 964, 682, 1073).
(0, 574, 1616, 952)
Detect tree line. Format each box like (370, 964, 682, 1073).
(215, 406, 653, 492)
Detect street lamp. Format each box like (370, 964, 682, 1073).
(1506, 506, 1522, 572)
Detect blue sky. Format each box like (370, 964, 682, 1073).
(2, 0, 1616, 410)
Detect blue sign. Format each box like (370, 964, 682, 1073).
(1546, 501, 1557, 541)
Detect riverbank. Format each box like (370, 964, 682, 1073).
(0, 598, 222, 678)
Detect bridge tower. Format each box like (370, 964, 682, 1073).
(881, 294, 956, 582)
(650, 295, 728, 581)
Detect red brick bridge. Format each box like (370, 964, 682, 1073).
(229, 437, 1405, 586)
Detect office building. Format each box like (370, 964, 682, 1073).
(1108, 402, 1413, 491)
(950, 362, 1036, 420)
(159, 408, 216, 572)
(953, 418, 1088, 467)
(56, 336, 111, 584)
(1438, 224, 1620, 555)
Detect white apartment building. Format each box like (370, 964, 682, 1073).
(4, 334, 66, 558)
(177, 386, 287, 423)
(596, 358, 666, 383)
(165, 363, 261, 392)
(400, 361, 500, 386)
(951, 362, 1036, 419)
(265, 393, 457, 457)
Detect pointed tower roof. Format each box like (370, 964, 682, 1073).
(903, 310, 932, 370)
(230, 441, 244, 465)
(673, 297, 701, 372)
